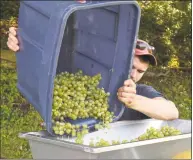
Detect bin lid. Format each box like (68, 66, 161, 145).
(16, 1, 141, 135)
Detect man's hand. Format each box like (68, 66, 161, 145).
(117, 79, 136, 107)
(7, 27, 20, 52)
(117, 79, 179, 120)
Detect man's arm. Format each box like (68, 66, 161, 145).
(126, 96, 179, 120)
(117, 79, 179, 120)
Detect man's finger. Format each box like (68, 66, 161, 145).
(9, 27, 17, 36)
(118, 96, 132, 104)
(8, 37, 18, 47)
(9, 33, 19, 44)
(118, 92, 135, 99)
(124, 79, 136, 87)
(117, 96, 127, 103)
(7, 42, 15, 52)
(8, 38, 19, 50)
(121, 86, 136, 94)
(7, 41, 19, 52)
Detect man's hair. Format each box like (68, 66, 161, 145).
(137, 55, 150, 64)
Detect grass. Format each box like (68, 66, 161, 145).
(1, 52, 43, 158)
(0, 49, 16, 69)
(0, 49, 16, 62)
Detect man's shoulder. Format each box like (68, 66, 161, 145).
(136, 83, 164, 99)
(136, 84, 154, 91)
(136, 83, 152, 88)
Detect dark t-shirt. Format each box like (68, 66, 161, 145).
(119, 84, 164, 120)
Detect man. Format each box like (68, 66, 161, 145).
(117, 39, 179, 121)
(7, 27, 179, 121)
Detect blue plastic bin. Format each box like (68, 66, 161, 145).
(16, 0, 141, 135)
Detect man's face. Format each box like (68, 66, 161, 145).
(130, 55, 149, 83)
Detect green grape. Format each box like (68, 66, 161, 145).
(52, 126, 58, 132)
(71, 130, 76, 137)
(171, 130, 181, 136)
(82, 124, 88, 129)
(95, 139, 110, 147)
(157, 132, 164, 138)
(66, 129, 71, 134)
(138, 133, 148, 141)
(66, 123, 72, 128)
(71, 114, 77, 120)
(75, 125, 80, 130)
(55, 130, 59, 135)
(56, 121, 60, 126)
(62, 112, 66, 117)
(130, 138, 138, 142)
(164, 131, 170, 136)
(59, 130, 64, 136)
(112, 140, 121, 145)
(81, 129, 89, 136)
(148, 135, 155, 139)
(121, 140, 128, 144)
(60, 116, 64, 121)
(76, 132, 81, 138)
(75, 137, 84, 144)
(94, 124, 100, 130)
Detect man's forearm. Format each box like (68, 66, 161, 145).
(126, 95, 179, 120)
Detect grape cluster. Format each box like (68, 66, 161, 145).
(89, 139, 128, 147)
(94, 123, 111, 130)
(160, 126, 181, 136)
(130, 126, 181, 142)
(52, 122, 89, 137)
(95, 139, 111, 147)
(51, 70, 114, 136)
(88, 126, 181, 147)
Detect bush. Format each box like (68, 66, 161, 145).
(140, 67, 192, 120)
(138, 1, 192, 67)
(0, 1, 20, 19)
(1, 60, 43, 159)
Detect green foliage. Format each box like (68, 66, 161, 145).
(137, 1, 192, 67)
(141, 67, 192, 120)
(1, 60, 43, 159)
(168, 55, 179, 68)
(0, 49, 16, 62)
(0, 1, 20, 19)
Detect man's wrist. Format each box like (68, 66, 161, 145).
(125, 95, 148, 111)
(124, 95, 139, 110)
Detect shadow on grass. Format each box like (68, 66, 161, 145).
(0, 49, 16, 63)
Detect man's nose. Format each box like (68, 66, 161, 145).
(130, 69, 136, 81)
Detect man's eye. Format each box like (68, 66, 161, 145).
(138, 70, 144, 73)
